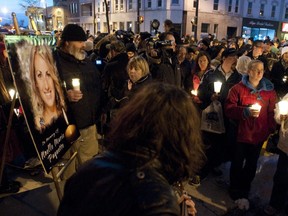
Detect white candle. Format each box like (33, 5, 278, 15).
(72, 78, 80, 91)
(191, 90, 197, 96)
(214, 81, 222, 94)
(251, 103, 262, 111)
(9, 88, 15, 100)
(278, 100, 288, 115)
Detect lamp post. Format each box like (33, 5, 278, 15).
(97, 16, 100, 33)
(194, 0, 199, 40)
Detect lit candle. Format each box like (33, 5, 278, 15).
(250, 103, 262, 118)
(72, 78, 80, 91)
(191, 89, 198, 96)
(283, 76, 288, 83)
(251, 103, 262, 112)
(278, 100, 288, 115)
(214, 81, 222, 94)
(9, 88, 15, 100)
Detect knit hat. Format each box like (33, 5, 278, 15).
(106, 40, 126, 52)
(222, 48, 239, 58)
(61, 24, 87, 42)
(201, 38, 210, 47)
(281, 46, 288, 56)
(126, 43, 137, 52)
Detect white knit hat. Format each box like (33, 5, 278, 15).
(281, 46, 288, 56)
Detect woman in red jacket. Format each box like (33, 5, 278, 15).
(225, 60, 277, 210)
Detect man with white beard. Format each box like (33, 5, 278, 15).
(54, 24, 102, 180)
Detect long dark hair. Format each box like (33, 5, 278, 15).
(107, 82, 205, 182)
(192, 51, 211, 75)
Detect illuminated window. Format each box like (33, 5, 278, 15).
(260, 4, 264, 16)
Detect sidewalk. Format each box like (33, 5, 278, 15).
(0, 154, 278, 216)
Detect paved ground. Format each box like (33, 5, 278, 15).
(0, 153, 280, 216)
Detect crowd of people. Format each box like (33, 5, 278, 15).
(1, 19, 288, 215)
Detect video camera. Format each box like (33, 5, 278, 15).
(146, 36, 173, 49)
(115, 30, 134, 44)
(145, 36, 174, 59)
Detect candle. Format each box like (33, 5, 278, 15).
(250, 103, 262, 118)
(9, 89, 15, 100)
(214, 81, 222, 94)
(72, 78, 80, 91)
(278, 100, 288, 115)
(191, 90, 197, 96)
(251, 103, 262, 111)
(283, 76, 288, 83)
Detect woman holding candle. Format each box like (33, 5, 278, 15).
(191, 51, 213, 109)
(225, 60, 277, 210)
(264, 94, 288, 215)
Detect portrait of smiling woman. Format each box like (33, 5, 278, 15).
(16, 42, 66, 133)
(31, 45, 66, 132)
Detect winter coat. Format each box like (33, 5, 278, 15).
(270, 60, 288, 99)
(198, 65, 242, 110)
(54, 49, 102, 129)
(225, 75, 277, 145)
(58, 151, 180, 216)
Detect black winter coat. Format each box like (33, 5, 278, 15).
(270, 60, 288, 99)
(54, 49, 102, 129)
(198, 65, 242, 110)
(58, 151, 180, 216)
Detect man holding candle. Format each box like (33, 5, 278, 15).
(264, 94, 288, 215)
(197, 48, 242, 181)
(225, 60, 277, 210)
(54, 24, 102, 180)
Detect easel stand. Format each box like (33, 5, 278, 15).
(51, 151, 77, 200)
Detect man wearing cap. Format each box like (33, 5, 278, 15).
(270, 46, 288, 99)
(197, 48, 242, 179)
(262, 40, 278, 73)
(246, 40, 269, 77)
(101, 40, 129, 121)
(54, 24, 102, 179)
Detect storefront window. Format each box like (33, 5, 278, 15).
(242, 26, 275, 41)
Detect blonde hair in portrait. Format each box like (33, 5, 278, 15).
(16, 41, 66, 132)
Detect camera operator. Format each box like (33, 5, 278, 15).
(149, 32, 181, 87)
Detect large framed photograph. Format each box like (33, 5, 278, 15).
(5, 35, 79, 174)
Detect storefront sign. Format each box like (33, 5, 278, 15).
(243, 18, 278, 29)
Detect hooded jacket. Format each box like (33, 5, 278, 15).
(225, 75, 277, 144)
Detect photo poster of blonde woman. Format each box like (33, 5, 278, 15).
(4, 36, 80, 174)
